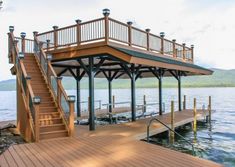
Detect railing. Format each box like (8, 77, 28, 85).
(36, 16, 194, 62)
(8, 31, 40, 142)
(34, 35, 74, 136)
(147, 117, 196, 155)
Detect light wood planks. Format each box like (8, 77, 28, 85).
(0, 109, 222, 167)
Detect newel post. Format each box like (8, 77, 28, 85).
(103, 8, 110, 44)
(182, 43, 186, 60)
(68, 95, 75, 137)
(20, 32, 26, 53)
(127, 21, 133, 46)
(146, 28, 150, 51)
(57, 77, 62, 106)
(172, 39, 176, 58)
(53, 26, 58, 49)
(160, 32, 165, 54)
(33, 96, 41, 142)
(75, 19, 82, 46)
(191, 44, 194, 62)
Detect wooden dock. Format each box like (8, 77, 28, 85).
(0, 109, 222, 167)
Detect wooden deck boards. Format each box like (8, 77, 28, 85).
(0, 109, 222, 167)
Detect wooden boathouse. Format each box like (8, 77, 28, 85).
(1, 9, 222, 167)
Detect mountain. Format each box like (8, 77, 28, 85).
(0, 68, 235, 91)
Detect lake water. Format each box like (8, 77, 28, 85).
(0, 87, 235, 166)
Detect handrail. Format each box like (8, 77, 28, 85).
(147, 117, 196, 155)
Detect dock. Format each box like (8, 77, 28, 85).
(0, 109, 222, 167)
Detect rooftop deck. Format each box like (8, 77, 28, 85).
(0, 110, 222, 167)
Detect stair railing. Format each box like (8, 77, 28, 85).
(33, 33, 75, 136)
(8, 27, 40, 142)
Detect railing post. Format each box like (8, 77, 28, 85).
(170, 101, 175, 143)
(57, 77, 62, 106)
(20, 32, 26, 53)
(53, 26, 58, 49)
(75, 19, 82, 46)
(182, 43, 186, 60)
(172, 39, 176, 58)
(127, 21, 133, 46)
(143, 95, 146, 113)
(193, 98, 197, 133)
(68, 95, 75, 137)
(102, 8, 110, 44)
(191, 44, 194, 62)
(112, 95, 115, 108)
(208, 96, 211, 122)
(33, 96, 41, 142)
(145, 29, 150, 51)
(183, 95, 186, 110)
(160, 32, 165, 54)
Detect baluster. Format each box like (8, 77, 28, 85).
(75, 19, 82, 46)
(53, 26, 58, 49)
(68, 95, 75, 137)
(145, 29, 150, 51)
(127, 21, 133, 46)
(103, 8, 110, 44)
(160, 32, 165, 54)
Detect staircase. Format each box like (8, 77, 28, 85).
(23, 55, 68, 140)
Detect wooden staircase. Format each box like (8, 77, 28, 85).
(23, 54, 69, 140)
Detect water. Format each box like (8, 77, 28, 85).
(0, 87, 235, 166)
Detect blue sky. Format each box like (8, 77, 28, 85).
(0, 0, 235, 81)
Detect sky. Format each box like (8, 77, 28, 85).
(0, 0, 235, 81)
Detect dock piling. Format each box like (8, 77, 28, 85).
(193, 98, 197, 133)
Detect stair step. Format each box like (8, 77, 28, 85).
(40, 117, 62, 125)
(39, 112, 60, 119)
(40, 130, 68, 140)
(40, 124, 66, 133)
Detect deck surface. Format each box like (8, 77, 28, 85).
(0, 109, 222, 167)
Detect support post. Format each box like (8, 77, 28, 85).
(53, 26, 58, 49)
(127, 21, 133, 46)
(108, 80, 112, 113)
(88, 57, 95, 130)
(183, 95, 186, 110)
(68, 95, 75, 137)
(170, 101, 175, 143)
(193, 98, 197, 133)
(131, 64, 136, 121)
(76, 69, 81, 117)
(178, 73, 182, 111)
(208, 96, 211, 122)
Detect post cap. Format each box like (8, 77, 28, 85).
(18, 52, 24, 59)
(191, 44, 194, 48)
(33, 31, 38, 35)
(145, 28, 151, 33)
(53, 25, 58, 30)
(68, 95, 76, 102)
(47, 54, 52, 60)
(9, 26, 14, 32)
(75, 19, 82, 24)
(102, 8, 110, 17)
(160, 32, 165, 38)
(20, 32, 26, 38)
(127, 21, 133, 25)
(172, 39, 176, 42)
(33, 96, 41, 104)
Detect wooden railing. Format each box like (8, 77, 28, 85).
(8, 31, 40, 142)
(34, 34, 74, 136)
(36, 16, 194, 62)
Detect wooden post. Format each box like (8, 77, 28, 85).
(160, 32, 165, 54)
(53, 26, 58, 49)
(127, 21, 133, 46)
(103, 9, 110, 44)
(75, 19, 82, 46)
(193, 98, 197, 133)
(33, 96, 41, 142)
(57, 77, 62, 106)
(170, 101, 174, 143)
(143, 95, 146, 113)
(182, 43, 186, 61)
(172, 39, 176, 58)
(146, 29, 150, 51)
(191, 45, 194, 62)
(183, 95, 186, 110)
(112, 95, 115, 108)
(68, 96, 75, 137)
(209, 96, 211, 122)
(20, 32, 26, 53)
